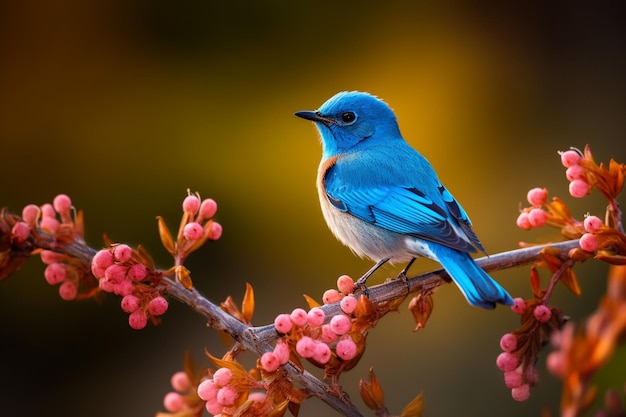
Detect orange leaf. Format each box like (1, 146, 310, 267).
(408, 293, 433, 332)
(595, 253, 626, 265)
(364, 367, 385, 407)
(182, 350, 197, 385)
(400, 391, 424, 417)
(560, 268, 582, 297)
(176, 265, 193, 290)
(530, 266, 543, 298)
(136, 245, 155, 270)
(302, 294, 321, 309)
(157, 216, 175, 256)
(241, 282, 255, 323)
(359, 378, 378, 411)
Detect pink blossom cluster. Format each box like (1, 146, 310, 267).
(496, 298, 556, 401)
(41, 250, 78, 300)
(162, 371, 194, 413)
(516, 187, 548, 230)
(579, 215, 603, 252)
(181, 194, 222, 242)
(261, 275, 360, 373)
(559, 149, 590, 198)
(18, 193, 75, 235)
(17, 194, 84, 300)
(91, 245, 167, 329)
(197, 367, 265, 415)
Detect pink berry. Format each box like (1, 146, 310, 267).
(579, 233, 599, 252)
(197, 379, 218, 401)
(129, 309, 148, 329)
(313, 342, 332, 364)
(566, 164, 585, 181)
(273, 341, 290, 364)
(569, 179, 590, 198)
(113, 244, 133, 263)
(260, 352, 280, 372)
(527, 208, 547, 228)
(546, 351, 565, 377)
(44, 263, 66, 285)
(163, 392, 184, 412)
(199, 198, 218, 219)
(59, 280, 77, 301)
(113, 280, 134, 296)
(516, 212, 532, 230)
(217, 386, 238, 406)
(148, 296, 168, 316)
(335, 338, 358, 360)
(504, 370, 523, 389)
(322, 289, 343, 305)
(39, 217, 59, 233)
(52, 194, 72, 215)
(121, 295, 140, 313)
(295, 336, 316, 358)
(170, 371, 192, 392)
(207, 221, 223, 240)
(11, 222, 30, 241)
(105, 264, 128, 284)
(212, 368, 233, 387)
(91, 263, 106, 280)
(40, 250, 64, 264)
(511, 383, 531, 401)
(206, 400, 223, 416)
(320, 324, 338, 343)
(98, 278, 115, 293)
(182, 195, 200, 214)
(533, 305, 552, 323)
(337, 275, 355, 294)
(330, 314, 352, 335)
(183, 222, 203, 240)
(92, 250, 114, 269)
(274, 313, 293, 333)
(560, 150, 582, 167)
(307, 307, 325, 327)
(583, 215, 602, 233)
(496, 352, 519, 371)
(340, 296, 357, 314)
(127, 263, 148, 281)
(21, 204, 40, 224)
(499, 333, 518, 352)
(526, 187, 547, 207)
(40, 203, 56, 219)
(511, 298, 527, 314)
(290, 308, 308, 327)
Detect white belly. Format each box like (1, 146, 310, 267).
(319, 195, 436, 264)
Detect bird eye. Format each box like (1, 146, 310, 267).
(340, 112, 356, 124)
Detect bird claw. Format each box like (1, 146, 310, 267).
(352, 257, 391, 297)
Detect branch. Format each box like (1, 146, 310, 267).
(11, 224, 579, 417)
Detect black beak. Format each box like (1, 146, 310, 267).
(294, 110, 335, 125)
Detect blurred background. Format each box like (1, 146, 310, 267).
(1, 1, 625, 416)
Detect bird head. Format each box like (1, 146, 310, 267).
(295, 91, 402, 157)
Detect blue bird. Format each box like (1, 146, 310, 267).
(295, 91, 513, 309)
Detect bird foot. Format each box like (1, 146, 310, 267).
(353, 257, 390, 296)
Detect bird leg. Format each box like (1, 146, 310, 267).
(397, 257, 416, 294)
(354, 257, 390, 295)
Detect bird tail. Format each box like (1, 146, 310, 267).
(430, 245, 513, 309)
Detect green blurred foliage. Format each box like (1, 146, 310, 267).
(0, 1, 624, 416)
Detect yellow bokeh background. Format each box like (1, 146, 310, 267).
(1, 2, 625, 416)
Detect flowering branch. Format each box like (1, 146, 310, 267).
(0, 201, 580, 417)
(1, 144, 624, 417)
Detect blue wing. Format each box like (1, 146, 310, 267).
(324, 166, 485, 254)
